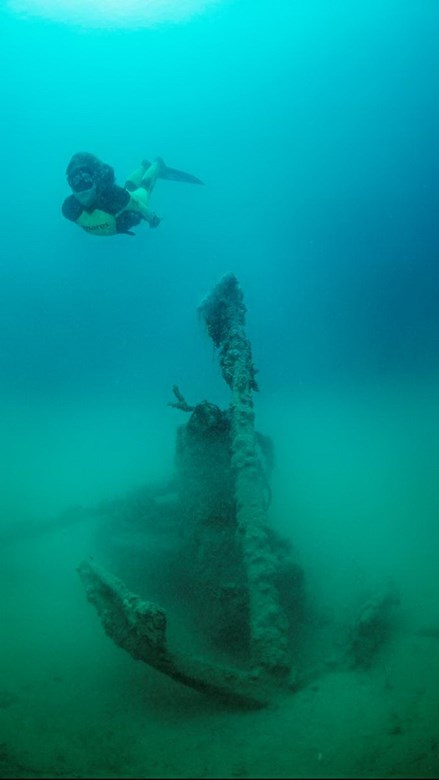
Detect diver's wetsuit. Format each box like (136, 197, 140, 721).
(62, 154, 160, 236)
(62, 153, 202, 237)
(62, 185, 148, 236)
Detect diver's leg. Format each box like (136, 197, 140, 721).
(128, 186, 161, 227)
(125, 162, 148, 190)
(130, 186, 151, 211)
(139, 160, 162, 192)
(125, 160, 163, 227)
(125, 160, 162, 193)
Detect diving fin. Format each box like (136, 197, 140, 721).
(160, 164, 204, 185)
(144, 158, 204, 185)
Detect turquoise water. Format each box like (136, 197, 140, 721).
(0, 1, 438, 777)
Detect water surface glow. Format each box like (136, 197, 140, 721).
(8, 0, 224, 27)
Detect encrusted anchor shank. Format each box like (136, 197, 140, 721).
(199, 274, 290, 676)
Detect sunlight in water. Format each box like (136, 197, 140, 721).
(8, 0, 224, 27)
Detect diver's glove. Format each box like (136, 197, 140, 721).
(149, 213, 162, 229)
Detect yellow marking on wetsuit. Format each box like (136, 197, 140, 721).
(77, 209, 118, 236)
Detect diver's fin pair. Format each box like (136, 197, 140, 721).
(143, 157, 204, 185)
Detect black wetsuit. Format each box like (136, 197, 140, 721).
(62, 185, 143, 236)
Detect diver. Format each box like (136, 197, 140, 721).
(62, 152, 203, 237)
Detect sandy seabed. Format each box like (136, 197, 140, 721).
(1, 387, 439, 778)
(1, 521, 438, 780)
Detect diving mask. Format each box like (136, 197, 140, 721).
(68, 168, 96, 193)
(68, 168, 97, 206)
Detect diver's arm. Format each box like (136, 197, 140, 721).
(98, 185, 131, 215)
(115, 210, 142, 235)
(62, 195, 84, 222)
(140, 209, 161, 228)
(100, 185, 162, 231)
(126, 194, 161, 228)
(96, 186, 142, 234)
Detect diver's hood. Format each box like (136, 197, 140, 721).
(67, 152, 115, 192)
(67, 152, 100, 176)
